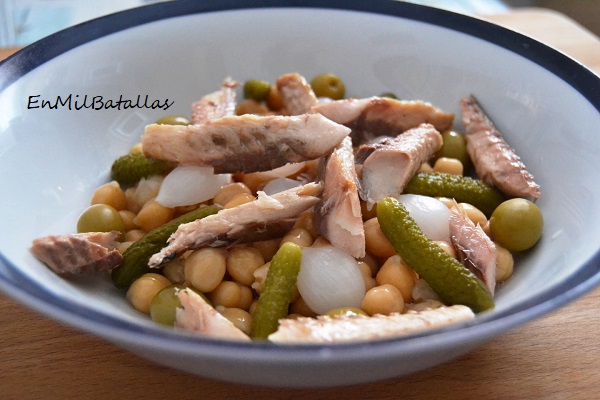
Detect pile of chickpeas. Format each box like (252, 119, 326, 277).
(88, 135, 515, 336)
(84, 76, 520, 336)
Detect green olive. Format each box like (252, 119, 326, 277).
(379, 92, 398, 99)
(489, 198, 543, 252)
(325, 307, 368, 318)
(310, 73, 345, 100)
(150, 285, 184, 326)
(155, 115, 191, 125)
(243, 79, 272, 102)
(76, 204, 126, 235)
(435, 130, 470, 168)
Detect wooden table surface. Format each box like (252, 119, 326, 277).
(1, 7, 599, 400)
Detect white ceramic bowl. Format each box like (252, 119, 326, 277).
(1, 0, 599, 388)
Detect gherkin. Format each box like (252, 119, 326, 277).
(110, 152, 173, 186)
(111, 205, 220, 289)
(251, 242, 302, 340)
(403, 172, 504, 217)
(377, 197, 494, 313)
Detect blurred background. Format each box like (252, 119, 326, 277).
(1, 0, 599, 48)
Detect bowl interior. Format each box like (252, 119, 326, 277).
(1, 1, 600, 357)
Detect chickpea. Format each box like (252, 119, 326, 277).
(360, 201, 377, 221)
(213, 182, 252, 207)
(237, 285, 255, 311)
(219, 307, 253, 335)
(129, 143, 143, 154)
(227, 246, 265, 286)
(433, 157, 464, 175)
(361, 284, 404, 316)
(364, 217, 397, 259)
(236, 99, 269, 115)
(127, 273, 171, 314)
(184, 247, 227, 293)
(357, 262, 376, 291)
(418, 162, 434, 173)
(376, 255, 418, 302)
(434, 241, 457, 259)
(458, 203, 487, 227)
(224, 192, 255, 209)
(208, 281, 241, 308)
(290, 297, 317, 318)
(118, 210, 138, 231)
(358, 252, 380, 276)
(436, 197, 456, 209)
(162, 258, 186, 284)
(311, 236, 331, 248)
(266, 86, 284, 111)
(91, 181, 128, 211)
(293, 211, 317, 238)
(134, 200, 175, 232)
(280, 227, 313, 248)
(495, 243, 514, 283)
(124, 229, 146, 243)
(253, 239, 280, 262)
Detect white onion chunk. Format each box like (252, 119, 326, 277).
(297, 245, 365, 315)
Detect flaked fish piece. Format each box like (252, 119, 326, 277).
(31, 231, 122, 276)
(149, 183, 323, 266)
(356, 123, 443, 207)
(269, 305, 474, 343)
(460, 95, 541, 201)
(142, 113, 351, 174)
(191, 78, 239, 124)
(449, 204, 497, 296)
(276, 73, 318, 115)
(175, 288, 250, 341)
(312, 96, 454, 145)
(315, 136, 365, 258)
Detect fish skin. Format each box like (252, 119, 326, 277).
(356, 123, 443, 207)
(268, 305, 474, 343)
(448, 204, 497, 296)
(191, 77, 239, 124)
(142, 113, 351, 174)
(315, 136, 366, 258)
(312, 96, 454, 145)
(276, 73, 318, 115)
(148, 183, 323, 267)
(175, 288, 251, 341)
(460, 95, 541, 201)
(31, 231, 122, 276)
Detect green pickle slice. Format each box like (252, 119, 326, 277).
(111, 205, 220, 289)
(111, 152, 173, 186)
(377, 197, 494, 313)
(251, 242, 303, 340)
(403, 172, 504, 217)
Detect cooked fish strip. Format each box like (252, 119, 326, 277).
(276, 73, 318, 115)
(148, 183, 323, 267)
(315, 136, 365, 258)
(269, 305, 474, 343)
(460, 95, 541, 201)
(142, 113, 351, 174)
(175, 288, 250, 341)
(31, 231, 122, 276)
(356, 123, 443, 207)
(449, 204, 497, 296)
(312, 96, 454, 145)
(191, 77, 239, 124)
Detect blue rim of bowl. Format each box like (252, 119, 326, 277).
(1, 0, 600, 358)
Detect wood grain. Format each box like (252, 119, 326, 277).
(1, 8, 599, 399)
